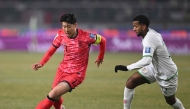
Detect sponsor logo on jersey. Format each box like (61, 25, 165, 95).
(145, 47, 151, 53)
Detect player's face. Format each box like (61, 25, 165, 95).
(133, 21, 145, 37)
(62, 22, 77, 38)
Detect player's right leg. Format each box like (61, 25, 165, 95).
(126, 72, 149, 89)
(124, 66, 156, 109)
(123, 72, 149, 109)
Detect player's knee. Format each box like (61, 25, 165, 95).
(47, 95, 57, 101)
(48, 90, 61, 100)
(126, 77, 137, 89)
(164, 95, 176, 105)
(165, 98, 176, 105)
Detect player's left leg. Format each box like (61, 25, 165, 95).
(35, 96, 55, 109)
(50, 73, 83, 109)
(53, 97, 63, 109)
(160, 74, 185, 109)
(49, 82, 70, 109)
(124, 72, 148, 109)
(49, 82, 71, 100)
(124, 65, 156, 109)
(35, 82, 70, 109)
(164, 95, 185, 109)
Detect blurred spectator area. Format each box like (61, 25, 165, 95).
(0, 0, 189, 28)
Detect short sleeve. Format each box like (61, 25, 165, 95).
(79, 29, 99, 44)
(81, 32, 96, 44)
(88, 33, 97, 44)
(52, 33, 62, 48)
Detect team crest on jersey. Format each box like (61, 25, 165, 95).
(89, 33, 96, 40)
(145, 47, 151, 53)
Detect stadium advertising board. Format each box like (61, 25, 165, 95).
(0, 37, 190, 55)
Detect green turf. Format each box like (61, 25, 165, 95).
(0, 51, 189, 109)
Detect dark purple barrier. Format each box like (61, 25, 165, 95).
(93, 38, 190, 55)
(0, 37, 30, 50)
(1, 29, 190, 39)
(0, 37, 190, 55)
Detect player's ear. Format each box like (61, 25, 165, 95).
(142, 24, 146, 31)
(74, 23, 78, 27)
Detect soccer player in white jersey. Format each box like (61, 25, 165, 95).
(115, 15, 185, 109)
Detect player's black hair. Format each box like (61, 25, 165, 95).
(133, 15, 150, 27)
(60, 13, 77, 24)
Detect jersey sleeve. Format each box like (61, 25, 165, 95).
(88, 33, 104, 45)
(86, 32, 106, 60)
(39, 45, 57, 66)
(127, 35, 156, 71)
(127, 57, 152, 71)
(142, 35, 157, 58)
(87, 33, 97, 44)
(97, 35, 106, 60)
(52, 33, 62, 48)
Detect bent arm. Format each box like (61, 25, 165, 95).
(94, 34, 106, 67)
(97, 35, 106, 60)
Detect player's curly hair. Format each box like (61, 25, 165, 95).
(133, 15, 150, 27)
(60, 13, 77, 24)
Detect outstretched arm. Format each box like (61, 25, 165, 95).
(115, 57, 152, 73)
(32, 45, 57, 70)
(94, 35, 106, 67)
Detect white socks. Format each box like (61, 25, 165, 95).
(123, 87, 135, 109)
(123, 87, 185, 109)
(171, 98, 185, 109)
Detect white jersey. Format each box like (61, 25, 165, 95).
(127, 28, 177, 81)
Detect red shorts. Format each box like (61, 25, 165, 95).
(52, 68, 85, 89)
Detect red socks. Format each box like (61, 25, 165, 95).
(35, 98, 54, 109)
(53, 97, 63, 109)
(35, 95, 63, 109)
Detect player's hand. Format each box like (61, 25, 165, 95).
(95, 58, 103, 67)
(32, 63, 43, 71)
(115, 65, 128, 73)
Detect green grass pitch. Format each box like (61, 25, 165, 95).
(0, 51, 189, 109)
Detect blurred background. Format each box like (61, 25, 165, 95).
(0, 0, 190, 54)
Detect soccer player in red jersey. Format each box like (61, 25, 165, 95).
(32, 13, 106, 109)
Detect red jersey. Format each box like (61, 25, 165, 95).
(52, 29, 96, 78)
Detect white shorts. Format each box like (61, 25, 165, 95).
(138, 65, 178, 97)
